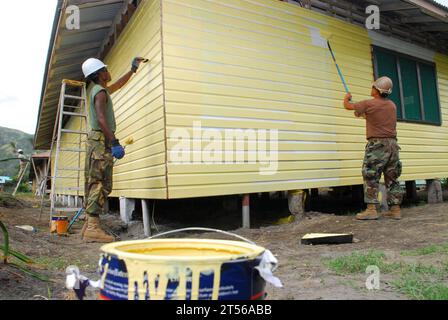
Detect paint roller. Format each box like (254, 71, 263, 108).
(113, 137, 135, 164)
(124, 137, 135, 148)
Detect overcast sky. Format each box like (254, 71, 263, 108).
(0, 0, 447, 135)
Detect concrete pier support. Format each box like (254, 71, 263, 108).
(242, 194, 250, 228)
(120, 197, 135, 224)
(142, 200, 152, 237)
(427, 179, 443, 204)
(288, 190, 306, 215)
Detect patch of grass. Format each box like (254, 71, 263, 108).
(35, 256, 83, 272)
(401, 243, 448, 257)
(326, 250, 448, 300)
(401, 263, 441, 277)
(326, 250, 401, 275)
(393, 260, 448, 300)
(392, 274, 448, 300)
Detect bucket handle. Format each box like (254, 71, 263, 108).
(147, 227, 256, 245)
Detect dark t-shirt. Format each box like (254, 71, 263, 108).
(353, 98, 397, 139)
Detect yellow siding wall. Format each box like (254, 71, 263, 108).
(163, 0, 374, 198)
(53, 0, 448, 200)
(54, 0, 167, 199)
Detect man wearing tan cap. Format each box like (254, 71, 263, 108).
(343, 76, 403, 220)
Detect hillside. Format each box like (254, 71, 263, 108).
(0, 126, 34, 177)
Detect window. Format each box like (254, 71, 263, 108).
(373, 46, 441, 125)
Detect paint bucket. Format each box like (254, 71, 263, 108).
(98, 228, 273, 300)
(51, 216, 69, 235)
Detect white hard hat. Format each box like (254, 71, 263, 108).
(373, 76, 393, 95)
(18, 149, 23, 153)
(82, 58, 107, 78)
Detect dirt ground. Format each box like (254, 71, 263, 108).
(0, 190, 447, 300)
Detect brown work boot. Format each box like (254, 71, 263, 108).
(83, 217, 115, 243)
(356, 204, 379, 220)
(383, 205, 401, 220)
(80, 220, 88, 240)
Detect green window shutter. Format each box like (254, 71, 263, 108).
(374, 49, 402, 118)
(419, 63, 440, 124)
(399, 57, 422, 121)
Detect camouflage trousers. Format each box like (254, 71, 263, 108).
(362, 138, 403, 206)
(84, 131, 113, 217)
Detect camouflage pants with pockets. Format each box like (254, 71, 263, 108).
(84, 131, 113, 217)
(362, 138, 403, 206)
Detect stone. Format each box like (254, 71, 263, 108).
(427, 179, 443, 204)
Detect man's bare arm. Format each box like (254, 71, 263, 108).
(107, 58, 148, 94)
(344, 93, 355, 110)
(95, 91, 116, 142)
(107, 71, 133, 95)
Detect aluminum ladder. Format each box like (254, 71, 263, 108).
(40, 79, 88, 223)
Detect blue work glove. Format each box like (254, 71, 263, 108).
(131, 57, 149, 73)
(111, 140, 125, 160)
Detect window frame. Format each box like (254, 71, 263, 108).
(372, 45, 442, 126)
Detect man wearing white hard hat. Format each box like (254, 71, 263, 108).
(81, 57, 147, 243)
(17, 149, 29, 180)
(343, 76, 403, 221)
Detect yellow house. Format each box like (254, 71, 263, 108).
(35, 0, 448, 206)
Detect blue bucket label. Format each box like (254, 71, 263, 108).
(99, 254, 265, 300)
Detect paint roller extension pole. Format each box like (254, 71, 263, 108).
(327, 40, 350, 94)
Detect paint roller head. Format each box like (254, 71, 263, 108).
(124, 137, 134, 146)
(319, 30, 333, 41)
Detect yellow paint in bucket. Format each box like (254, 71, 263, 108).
(101, 239, 265, 300)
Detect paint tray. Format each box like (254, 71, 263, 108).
(301, 233, 353, 245)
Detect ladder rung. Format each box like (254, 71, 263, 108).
(62, 79, 85, 87)
(62, 111, 86, 117)
(59, 148, 86, 152)
(52, 207, 83, 213)
(61, 129, 88, 135)
(64, 94, 84, 100)
(64, 105, 82, 109)
(57, 167, 83, 171)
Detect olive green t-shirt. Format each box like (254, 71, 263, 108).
(88, 84, 116, 132)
